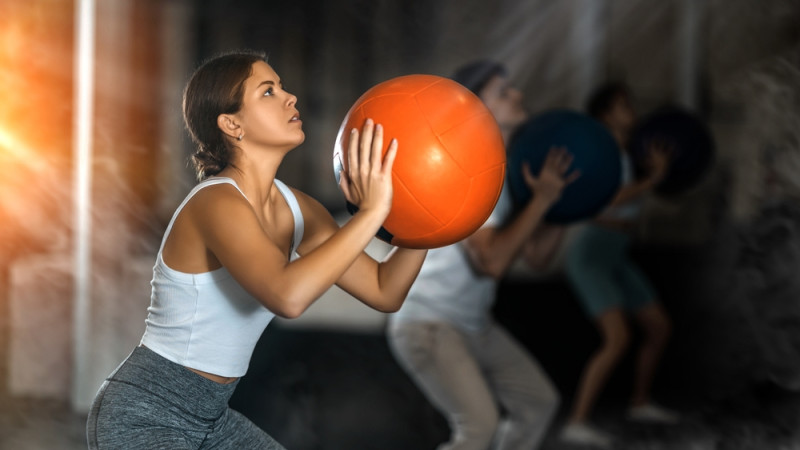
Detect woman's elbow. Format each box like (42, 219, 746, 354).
(465, 246, 505, 279)
(263, 293, 308, 319)
(362, 289, 407, 313)
(274, 306, 304, 320)
(523, 256, 550, 273)
(372, 295, 404, 313)
(471, 257, 505, 280)
(484, 265, 505, 280)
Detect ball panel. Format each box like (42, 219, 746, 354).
(414, 78, 484, 136)
(437, 112, 506, 176)
(359, 95, 432, 145)
(451, 165, 506, 232)
(394, 165, 505, 249)
(382, 174, 445, 244)
(367, 74, 443, 97)
(400, 153, 472, 226)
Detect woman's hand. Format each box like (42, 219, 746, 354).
(338, 118, 398, 218)
(523, 146, 581, 207)
(644, 138, 672, 186)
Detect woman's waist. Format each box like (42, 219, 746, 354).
(108, 345, 241, 419)
(185, 364, 238, 384)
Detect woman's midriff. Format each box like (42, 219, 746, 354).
(188, 367, 239, 384)
(139, 345, 238, 385)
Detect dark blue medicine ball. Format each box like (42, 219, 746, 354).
(507, 109, 621, 223)
(628, 105, 715, 197)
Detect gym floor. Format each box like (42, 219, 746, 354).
(2, 343, 799, 450)
(4, 242, 800, 449)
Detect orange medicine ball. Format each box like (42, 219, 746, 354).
(333, 74, 506, 249)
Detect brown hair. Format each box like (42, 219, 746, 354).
(182, 50, 267, 180)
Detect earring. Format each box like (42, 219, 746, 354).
(237, 133, 243, 141)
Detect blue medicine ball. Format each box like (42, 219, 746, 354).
(507, 109, 622, 223)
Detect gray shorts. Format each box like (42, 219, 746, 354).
(86, 346, 284, 449)
(565, 224, 657, 318)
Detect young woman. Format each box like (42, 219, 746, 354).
(560, 82, 679, 448)
(86, 50, 427, 449)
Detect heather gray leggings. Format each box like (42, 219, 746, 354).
(86, 346, 284, 449)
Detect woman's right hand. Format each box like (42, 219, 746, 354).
(644, 138, 672, 186)
(338, 118, 398, 219)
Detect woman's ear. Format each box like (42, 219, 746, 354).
(217, 114, 241, 141)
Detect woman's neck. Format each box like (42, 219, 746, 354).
(218, 151, 284, 205)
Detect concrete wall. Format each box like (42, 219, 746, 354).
(1, 0, 799, 414)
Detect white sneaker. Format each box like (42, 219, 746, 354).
(626, 403, 680, 424)
(560, 422, 614, 448)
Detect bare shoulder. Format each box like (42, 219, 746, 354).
(283, 184, 334, 222)
(185, 182, 256, 229)
(178, 183, 260, 241)
(162, 183, 257, 272)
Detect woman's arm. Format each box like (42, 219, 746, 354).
(520, 224, 567, 272)
(294, 192, 427, 313)
(195, 120, 399, 318)
(609, 140, 671, 207)
(335, 245, 427, 313)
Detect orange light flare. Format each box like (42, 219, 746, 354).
(0, 1, 76, 262)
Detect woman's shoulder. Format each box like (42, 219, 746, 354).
(185, 180, 251, 217)
(279, 183, 324, 212)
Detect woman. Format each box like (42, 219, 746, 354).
(560, 82, 679, 448)
(86, 50, 427, 449)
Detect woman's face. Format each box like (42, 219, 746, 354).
(479, 74, 528, 132)
(606, 93, 636, 133)
(234, 61, 305, 150)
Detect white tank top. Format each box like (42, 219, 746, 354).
(140, 177, 304, 377)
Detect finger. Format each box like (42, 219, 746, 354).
(347, 127, 360, 178)
(360, 118, 375, 173)
(549, 146, 568, 170)
(522, 162, 537, 183)
(543, 147, 560, 169)
(565, 169, 581, 185)
(371, 123, 384, 172)
(559, 152, 574, 174)
(382, 138, 398, 176)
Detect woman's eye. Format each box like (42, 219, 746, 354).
(264, 87, 274, 96)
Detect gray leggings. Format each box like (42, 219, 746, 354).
(86, 346, 284, 449)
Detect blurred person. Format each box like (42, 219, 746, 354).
(559, 82, 679, 448)
(387, 60, 578, 450)
(85, 49, 428, 449)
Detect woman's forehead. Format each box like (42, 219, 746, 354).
(247, 61, 279, 85)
